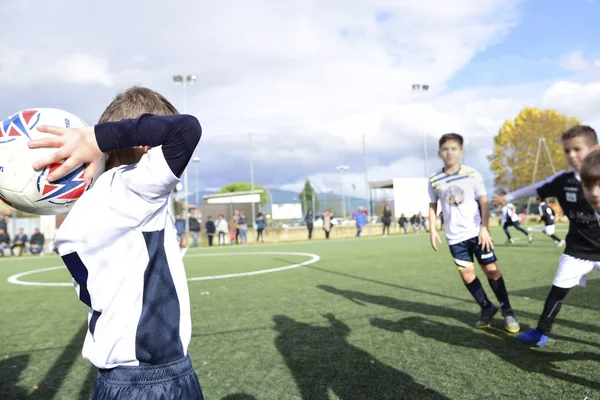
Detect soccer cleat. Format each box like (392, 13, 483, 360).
(502, 310, 520, 333)
(475, 304, 498, 329)
(517, 328, 548, 346)
(528, 234, 534, 243)
(506, 238, 515, 245)
(556, 240, 566, 247)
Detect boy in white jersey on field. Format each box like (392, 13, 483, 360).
(428, 133, 520, 333)
(28, 87, 204, 399)
(493, 125, 600, 347)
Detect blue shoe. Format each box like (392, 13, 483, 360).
(517, 328, 548, 346)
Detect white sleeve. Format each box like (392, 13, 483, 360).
(474, 172, 487, 198)
(428, 182, 438, 203)
(505, 183, 540, 203)
(116, 146, 180, 202)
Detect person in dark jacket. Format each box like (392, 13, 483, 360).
(189, 212, 201, 247)
(0, 228, 9, 256)
(305, 209, 314, 239)
(29, 228, 44, 255)
(11, 227, 27, 256)
(382, 205, 392, 236)
(256, 213, 266, 243)
(398, 214, 408, 234)
(205, 216, 216, 247)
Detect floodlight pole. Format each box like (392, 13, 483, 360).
(192, 156, 201, 211)
(336, 165, 349, 218)
(412, 84, 430, 178)
(249, 133, 256, 243)
(173, 74, 196, 248)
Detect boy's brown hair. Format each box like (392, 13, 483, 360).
(561, 125, 598, 147)
(439, 133, 464, 148)
(99, 86, 179, 169)
(581, 148, 600, 187)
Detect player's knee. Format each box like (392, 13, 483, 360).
(458, 266, 476, 282)
(482, 263, 501, 278)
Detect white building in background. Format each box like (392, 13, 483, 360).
(369, 178, 438, 217)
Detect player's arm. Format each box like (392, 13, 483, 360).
(473, 171, 494, 251)
(29, 114, 202, 183)
(493, 172, 565, 205)
(427, 183, 442, 251)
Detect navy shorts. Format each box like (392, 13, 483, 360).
(448, 237, 497, 268)
(92, 355, 203, 400)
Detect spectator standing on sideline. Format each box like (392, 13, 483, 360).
(189, 211, 201, 247)
(305, 208, 314, 239)
(323, 209, 333, 239)
(382, 204, 392, 236)
(205, 216, 216, 247)
(353, 206, 368, 237)
(238, 212, 248, 244)
(175, 215, 185, 247)
(216, 215, 228, 246)
(256, 213, 266, 243)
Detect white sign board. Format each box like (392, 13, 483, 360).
(392, 178, 436, 217)
(271, 203, 303, 220)
(206, 193, 261, 204)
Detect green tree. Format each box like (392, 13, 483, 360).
(299, 179, 320, 214)
(219, 182, 268, 204)
(488, 108, 581, 191)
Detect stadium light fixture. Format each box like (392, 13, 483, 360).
(412, 83, 430, 178)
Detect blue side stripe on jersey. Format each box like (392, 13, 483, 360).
(89, 310, 102, 336)
(136, 230, 184, 365)
(62, 252, 92, 307)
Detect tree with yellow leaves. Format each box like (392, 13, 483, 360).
(488, 108, 581, 191)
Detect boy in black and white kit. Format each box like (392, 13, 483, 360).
(537, 197, 565, 247)
(494, 125, 600, 347)
(29, 87, 204, 399)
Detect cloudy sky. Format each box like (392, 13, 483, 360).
(2, 0, 600, 200)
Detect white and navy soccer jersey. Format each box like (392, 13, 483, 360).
(501, 204, 519, 225)
(506, 170, 600, 262)
(428, 165, 487, 245)
(55, 114, 201, 369)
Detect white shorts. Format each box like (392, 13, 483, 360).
(543, 225, 555, 235)
(553, 254, 600, 288)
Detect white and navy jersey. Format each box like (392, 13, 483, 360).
(55, 114, 202, 369)
(506, 170, 600, 261)
(428, 165, 487, 245)
(538, 202, 555, 226)
(501, 204, 519, 223)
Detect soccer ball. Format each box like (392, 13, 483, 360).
(0, 108, 104, 215)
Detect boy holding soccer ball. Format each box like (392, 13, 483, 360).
(29, 87, 204, 399)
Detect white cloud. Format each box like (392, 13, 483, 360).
(560, 51, 600, 72)
(4, 0, 600, 199)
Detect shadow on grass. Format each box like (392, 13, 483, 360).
(371, 316, 600, 391)
(311, 267, 600, 335)
(0, 354, 29, 400)
(273, 313, 449, 400)
(29, 321, 88, 400)
(511, 280, 600, 312)
(317, 284, 600, 349)
(221, 395, 257, 400)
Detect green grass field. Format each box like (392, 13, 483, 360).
(1, 226, 599, 400)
